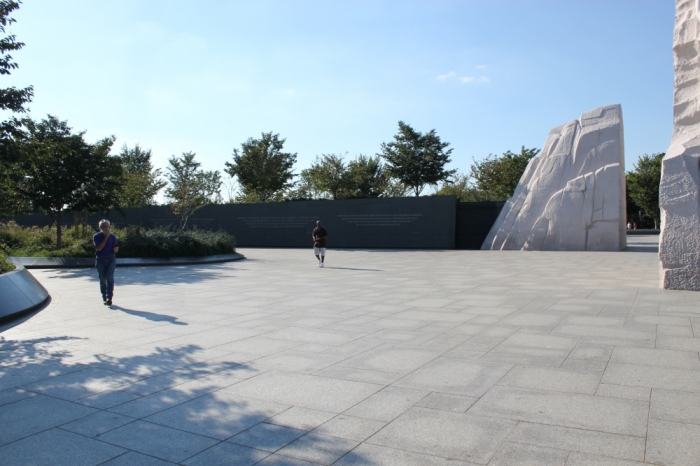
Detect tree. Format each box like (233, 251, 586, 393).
(14, 116, 122, 248)
(345, 155, 386, 198)
(379, 121, 456, 196)
(300, 154, 348, 200)
(626, 152, 664, 229)
(434, 171, 489, 202)
(165, 152, 222, 229)
(469, 146, 540, 201)
(0, 0, 32, 115)
(225, 132, 297, 202)
(117, 144, 167, 208)
(0, 0, 33, 217)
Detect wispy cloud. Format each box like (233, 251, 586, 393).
(436, 71, 457, 81)
(437, 71, 490, 84)
(475, 64, 487, 70)
(460, 76, 490, 84)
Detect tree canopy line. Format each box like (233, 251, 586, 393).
(0, 0, 664, 250)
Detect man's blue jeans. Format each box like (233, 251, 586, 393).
(95, 255, 116, 300)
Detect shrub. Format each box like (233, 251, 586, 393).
(0, 222, 236, 259)
(0, 248, 14, 274)
(117, 226, 236, 259)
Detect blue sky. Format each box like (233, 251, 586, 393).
(3, 0, 675, 189)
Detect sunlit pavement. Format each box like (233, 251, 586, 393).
(1, 236, 699, 465)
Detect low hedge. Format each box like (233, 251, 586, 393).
(0, 222, 236, 259)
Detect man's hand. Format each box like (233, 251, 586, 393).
(113, 246, 119, 253)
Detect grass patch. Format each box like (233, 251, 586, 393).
(0, 222, 236, 259)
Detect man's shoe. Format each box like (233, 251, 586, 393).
(103, 299, 109, 305)
(105, 299, 112, 305)
(320, 263, 324, 268)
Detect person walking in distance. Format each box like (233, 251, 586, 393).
(312, 220, 328, 268)
(94, 219, 119, 305)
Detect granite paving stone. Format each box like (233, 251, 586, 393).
(0, 394, 97, 446)
(645, 418, 700, 466)
(609, 346, 700, 370)
(366, 406, 517, 464)
(468, 385, 649, 437)
(564, 452, 646, 466)
(59, 410, 135, 437)
(506, 422, 646, 462)
(221, 370, 383, 413)
(312, 414, 386, 441)
(488, 442, 569, 466)
(228, 422, 306, 452)
(392, 357, 513, 396)
(97, 420, 220, 463)
(144, 391, 289, 439)
(415, 391, 478, 412)
(182, 442, 270, 466)
(601, 363, 700, 392)
(334, 443, 481, 466)
(342, 385, 429, 422)
(21, 367, 143, 401)
(649, 388, 700, 424)
(496, 365, 602, 395)
(0, 428, 126, 466)
(336, 344, 443, 374)
(265, 406, 337, 431)
(99, 451, 179, 466)
(275, 432, 360, 465)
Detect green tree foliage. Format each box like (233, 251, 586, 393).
(469, 146, 540, 201)
(14, 116, 122, 248)
(626, 152, 664, 229)
(117, 144, 167, 208)
(379, 121, 456, 196)
(434, 171, 489, 202)
(0, 0, 33, 217)
(300, 154, 347, 200)
(290, 154, 389, 200)
(345, 155, 386, 198)
(225, 132, 297, 202)
(165, 151, 222, 229)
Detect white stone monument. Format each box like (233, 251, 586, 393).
(482, 104, 626, 251)
(659, 0, 700, 291)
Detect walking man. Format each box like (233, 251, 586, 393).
(312, 220, 328, 268)
(94, 219, 119, 305)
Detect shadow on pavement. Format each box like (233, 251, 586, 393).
(0, 335, 370, 464)
(45, 263, 235, 286)
(324, 267, 383, 271)
(111, 306, 187, 325)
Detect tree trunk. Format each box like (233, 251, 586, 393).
(56, 210, 62, 249)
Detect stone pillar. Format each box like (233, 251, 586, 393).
(659, 0, 700, 290)
(482, 104, 626, 252)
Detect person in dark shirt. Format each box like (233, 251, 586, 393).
(312, 220, 328, 268)
(93, 219, 119, 305)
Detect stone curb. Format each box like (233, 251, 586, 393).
(0, 264, 50, 325)
(8, 252, 246, 269)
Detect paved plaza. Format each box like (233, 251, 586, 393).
(1, 236, 699, 465)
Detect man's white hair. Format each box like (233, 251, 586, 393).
(98, 219, 111, 229)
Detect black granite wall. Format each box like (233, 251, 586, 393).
(10, 196, 459, 249)
(455, 201, 505, 250)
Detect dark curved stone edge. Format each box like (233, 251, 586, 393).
(0, 265, 50, 325)
(9, 252, 246, 269)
